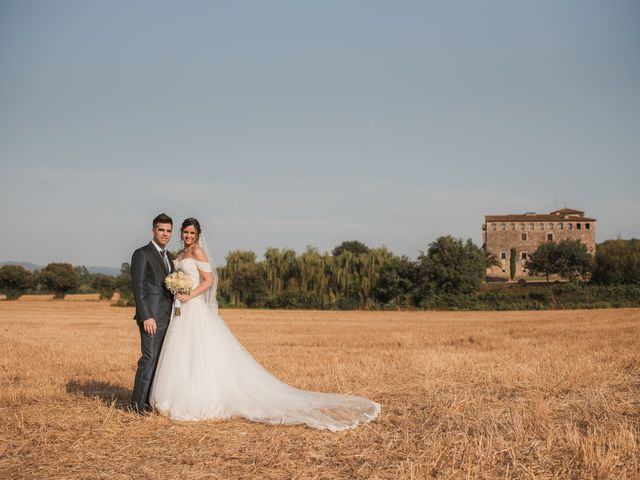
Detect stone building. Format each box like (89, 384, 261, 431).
(483, 208, 597, 280)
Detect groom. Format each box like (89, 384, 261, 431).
(129, 213, 175, 414)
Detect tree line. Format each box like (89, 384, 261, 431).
(0, 263, 127, 301)
(1, 237, 638, 309)
(212, 237, 639, 309)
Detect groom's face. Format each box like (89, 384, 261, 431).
(152, 222, 172, 248)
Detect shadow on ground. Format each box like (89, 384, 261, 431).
(66, 380, 131, 409)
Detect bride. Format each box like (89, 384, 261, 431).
(149, 218, 381, 431)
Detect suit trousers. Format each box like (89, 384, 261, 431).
(131, 322, 169, 409)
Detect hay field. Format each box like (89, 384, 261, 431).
(1, 302, 638, 479)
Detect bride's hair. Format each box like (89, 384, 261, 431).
(181, 217, 201, 234)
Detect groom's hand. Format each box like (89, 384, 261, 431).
(143, 318, 157, 336)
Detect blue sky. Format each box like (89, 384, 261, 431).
(1, 1, 639, 267)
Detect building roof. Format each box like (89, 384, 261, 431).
(485, 208, 595, 223)
(485, 214, 596, 222)
(549, 208, 584, 215)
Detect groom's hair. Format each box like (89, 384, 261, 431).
(153, 213, 173, 227)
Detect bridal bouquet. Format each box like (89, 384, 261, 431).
(165, 271, 192, 316)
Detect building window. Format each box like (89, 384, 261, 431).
(510, 223, 515, 230)
(577, 223, 582, 230)
(539, 223, 544, 230)
(519, 223, 525, 230)
(547, 233, 553, 241)
(558, 223, 563, 230)
(529, 223, 534, 230)
(521, 233, 527, 241)
(500, 223, 506, 230)
(521, 252, 528, 260)
(491, 223, 496, 230)
(548, 223, 554, 230)
(586, 223, 590, 230)
(500, 252, 507, 260)
(568, 223, 573, 230)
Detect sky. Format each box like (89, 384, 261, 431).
(1, 0, 639, 267)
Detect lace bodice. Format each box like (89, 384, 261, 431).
(177, 257, 212, 288)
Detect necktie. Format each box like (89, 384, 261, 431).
(160, 250, 170, 271)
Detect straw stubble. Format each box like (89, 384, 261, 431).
(1, 302, 638, 479)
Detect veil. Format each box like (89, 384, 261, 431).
(197, 233, 219, 312)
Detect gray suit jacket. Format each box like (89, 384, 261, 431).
(131, 242, 174, 326)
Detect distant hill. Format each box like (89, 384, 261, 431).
(0, 261, 120, 277)
(86, 266, 120, 276)
(0, 261, 43, 271)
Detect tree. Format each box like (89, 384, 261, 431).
(554, 239, 593, 281)
(417, 236, 486, 294)
(91, 274, 117, 300)
(591, 239, 640, 285)
(485, 251, 501, 270)
(509, 248, 517, 281)
(75, 265, 91, 284)
(115, 263, 134, 305)
(0, 265, 35, 299)
(263, 247, 299, 297)
(219, 250, 273, 307)
(332, 240, 370, 256)
(527, 239, 593, 282)
(230, 263, 269, 307)
(525, 242, 557, 282)
(40, 263, 80, 299)
(374, 255, 418, 307)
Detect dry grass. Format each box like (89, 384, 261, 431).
(1, 302, 638, 479)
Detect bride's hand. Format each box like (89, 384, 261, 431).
(176, 292, 192, 302)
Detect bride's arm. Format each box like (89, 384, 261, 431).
(176, 246, 213, 302)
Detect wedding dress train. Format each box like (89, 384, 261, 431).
(149, 257, 380, 431)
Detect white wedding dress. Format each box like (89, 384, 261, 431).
(149, 257, 380, 431)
